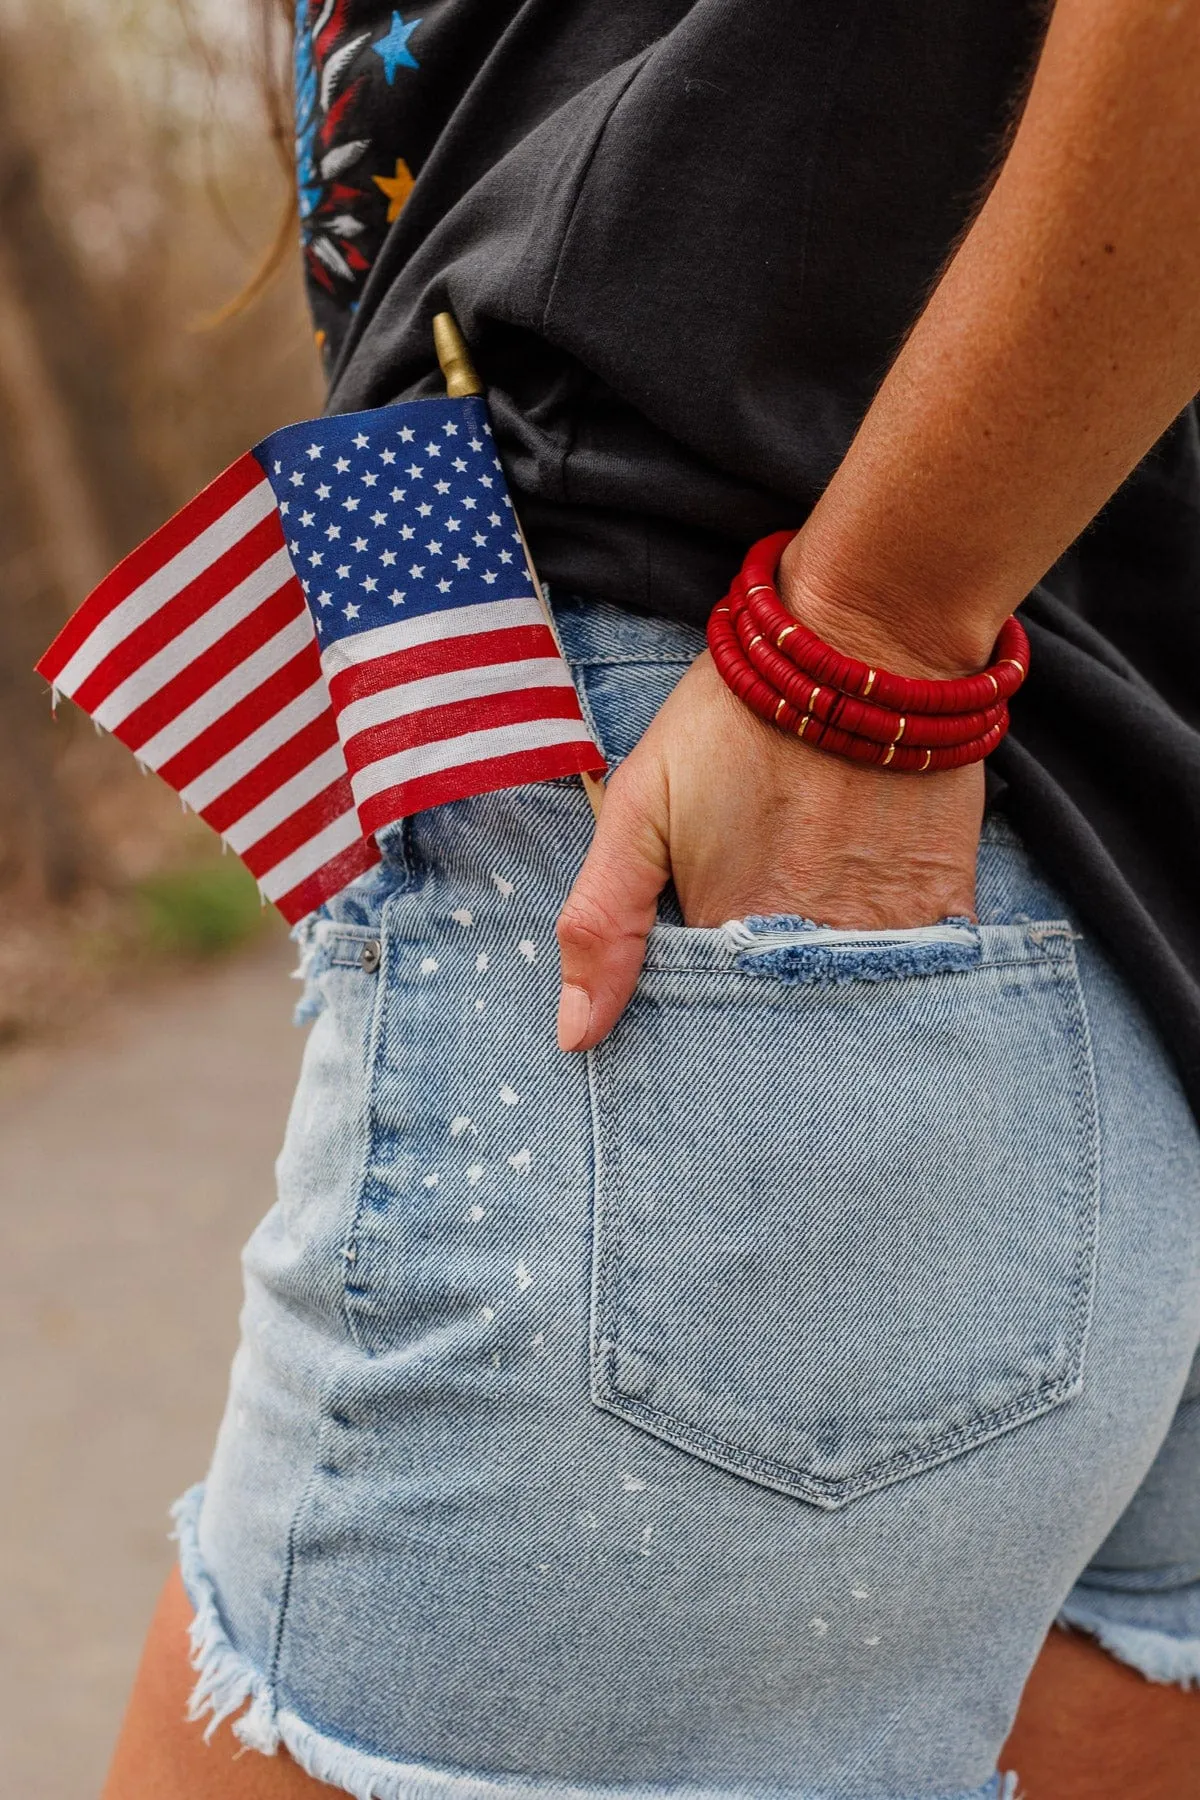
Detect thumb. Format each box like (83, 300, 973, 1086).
(555, 758, 670, 1051)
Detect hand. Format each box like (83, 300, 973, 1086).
(554, 637, 985, 1054)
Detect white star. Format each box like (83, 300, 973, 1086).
(481, 570, 498, 584)
(406, 463, 423, 479)
(299, 510, 314, 526)
(344, 601, 360, 619)
(472, 532, 487, 547)
(463, 497, 477, 510)
(316, 483, 331, 499)
(424, 442, 441, 456)
(468, 438, 483, 452)
(511, 529, 521, 540)
(426, 539, 442, 554)
(335, 456, 350, 473)
(499, 549, 513, 563)
(452, 458, 467, 472)
(316, 591, 332, 606)
(483, 423, 493, 435)
(362, 576, 378, 592)
(380, 549, 397, 566)
(504, 496, 514, 510)
(380, 448, 396, 465)
(389, 487, 406, 503)
(306, 443, 322, 460)
(400, 524, 415, 539)
(488, 512, 502, 526)
(443, 421, 458, 435)
(308, 551, 323, 566)
(273, 459, 282, 473)
(289, 470, 305, 487)
(479, 474, 493, 488)
(445, 517, 461, 532)
(409, 563, 425, 578)
(289, 539, 300, 554)
(353, 536, 368, 551)
(399, 425, 415, 442)
(437, 578, 452, 593)
(454, 553, 470, 570)
(371, 510, 387, 526)
(389, 589, 406, 604)
(279, 501, 290, 516)
(325, 523, 341, 540)
(362, 471, 378, 487)
(417, 501, 433, 517)
(435, 479, 451, 494)
(336, 563, 350, 578)
(352, 432, 369, 449)
(343, 496, 360, 511)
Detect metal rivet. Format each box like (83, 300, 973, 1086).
(359, 940, 381, 972)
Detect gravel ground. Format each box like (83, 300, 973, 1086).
(0, 931, 302, 1798)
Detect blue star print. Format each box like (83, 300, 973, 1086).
(374, 11, 422, 82)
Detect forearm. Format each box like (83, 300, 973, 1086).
(780, 0, 1200, 674)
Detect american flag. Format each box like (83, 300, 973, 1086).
(36, 395, 605, 923)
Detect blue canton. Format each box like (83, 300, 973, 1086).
(255, 397, 525, 641)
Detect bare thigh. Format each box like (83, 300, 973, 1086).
(103, 1571, 1200, 1800)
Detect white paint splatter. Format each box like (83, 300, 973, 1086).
(514, 1261, 532, 1291)
(638, 1526, 654, 1555)
(810, 1618, 829, 1637)
(492, 873, 515, 898)
(420, 956, 439, 975)
(480, 1304, 495, 1322)
(863, 1635, 881, 1647)
(476, 952, 489, 973)
(851, 1587, 870, 1600)
(490, 1351, 502, 1368)
(517, 939, 537, 962)
(450, 908, 474, 928)
(507, 1147, 532, 1173)
(499, 1084, 521, 1106)
(466, 1204, 486, 1222)
(578, 1510, 600, 1530)
(536, 1562, 550, 1573)
(530, 1331, 545, 1349)
(422, 1173, 440, 1188)
(621, 1475, 646, 1493)
(450, 1115, 475, 1137)
(466, 1163, 485, 1185)
(475, 997, 486, 1013)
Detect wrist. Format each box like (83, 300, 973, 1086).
(776, 530, 1013, 682)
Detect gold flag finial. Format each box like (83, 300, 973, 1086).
(433, 312, 483, 397)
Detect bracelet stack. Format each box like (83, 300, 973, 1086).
(707, 530, 1029, 772)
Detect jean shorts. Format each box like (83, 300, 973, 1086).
(178, 593, 1200, 1800)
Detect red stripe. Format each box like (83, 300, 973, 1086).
(73, 512, 289, 715)
(157, 643, 324, 791)
(200, 711, 343, 835)
(240, 776, 358, 878)
(325, 623, 558, 710)
(342, 685, 583, 770)
(357, 740, 606, 836)
(114, 581, 309, 753)
(273, 835, 381, 927)
(35, 453, 266, 684)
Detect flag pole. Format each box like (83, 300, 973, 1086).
(433, 312, 604, 822)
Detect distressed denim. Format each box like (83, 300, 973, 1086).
(179, 594, 1200, 1800)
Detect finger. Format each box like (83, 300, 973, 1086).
(555, 760, 670, 1051)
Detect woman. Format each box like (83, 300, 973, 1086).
(104, 1, 1200, 1796)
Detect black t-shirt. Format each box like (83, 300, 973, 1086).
(294, 0, 1200, 1112)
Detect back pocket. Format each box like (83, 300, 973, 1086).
(588, 917, 1099, 1508)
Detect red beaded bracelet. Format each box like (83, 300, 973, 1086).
(707, 531, 1028, 772)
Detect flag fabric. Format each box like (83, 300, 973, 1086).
(36, 395, 606, 923)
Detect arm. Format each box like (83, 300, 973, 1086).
(554, 0, 1200, 1053)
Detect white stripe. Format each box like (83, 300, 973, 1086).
(55, 480, 276, 696)
(134, 613, 316, 771)
(318, 594, 545, 679)
(93, 550, 294, 731)
(223, 745, 348, 852)
(254, 808, 364, 901)
(179, 682, 332, 812)
(337, 657, 573, 744)
(351, 715, 594, 803)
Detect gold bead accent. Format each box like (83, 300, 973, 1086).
(894, 716, 906, 743)
(749, 633, 763, 649)
(1000, 659, 1027, 676)
(863, 668, 877, 697)
(920, 749, 932, 771)
(746, 583, 774, 596)
(882, 743, 895, 766)
(810, 684, 820, 713)
(774, 697, 786, 722)
(986, 672, 999, 698)
(797, 715, 810, 740)
(776, 624, 796, 647)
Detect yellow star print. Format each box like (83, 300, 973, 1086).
(373, 158, 415, 222)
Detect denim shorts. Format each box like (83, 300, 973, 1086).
(178, 593, 1200, 1800)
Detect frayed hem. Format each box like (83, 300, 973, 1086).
(1058, 1600, 1200, 1689)
(172, 1485, 1017, 1800)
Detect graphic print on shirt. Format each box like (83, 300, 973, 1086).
(294, 1, 423, 367)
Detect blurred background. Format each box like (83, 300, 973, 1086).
(0, 1, 320, 1791)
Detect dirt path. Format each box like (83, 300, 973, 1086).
(0, 932, 303, 1799)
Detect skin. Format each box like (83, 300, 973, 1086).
(105, 0, 1200, 1794)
